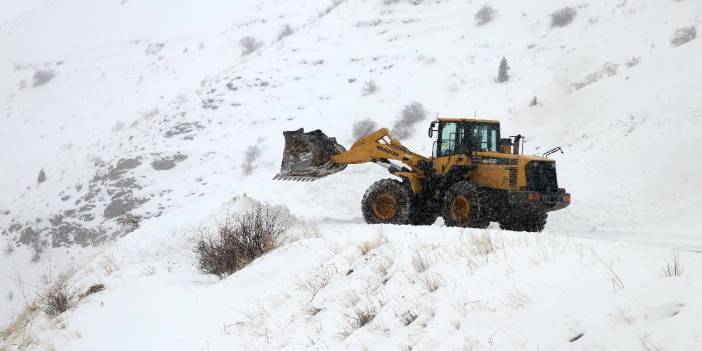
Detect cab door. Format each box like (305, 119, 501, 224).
(433, 122, 470, 175)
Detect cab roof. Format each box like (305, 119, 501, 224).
(437, 117, 500, 124)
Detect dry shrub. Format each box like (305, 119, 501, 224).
(572, 62, 619, 90)
(671, 26, 696, 47)
(392, 102, 427, 139)
(341, 291, 361, 308)
(32, 70, 56, 87)
(241, 145, 261, 175)
(662, 250, 683, 277)
(471, 232, 494, 257)
(303, 305, 323, 318)
(100, 255, 119, 275)
(277, 24, 294, 40)
(194, 205, 288, 279)
(411, 249, 434, 273)
(419, 272, 443, 293)
(298, 264, 334, 302)
(240, 36, 262, 56)
(505, 288, 533, 308)
(342, 303, 378, 335)
(397, 309, 418, 326)
(352, 119, 378, 139)
(362, 80, 378, 96)
(375, 255, 394, 277)
(550, 7, 576, 27)
(301, 223, 321, 239)
(357, 233, 388, 255)
(83, 283, 105, 297)
(116, 212, 142, 230)
(39, 278, 78, 317)
(475, 5, 496, 26)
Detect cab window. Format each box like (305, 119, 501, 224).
(438, 122, 462, 156)
(472, 124, 499, 152)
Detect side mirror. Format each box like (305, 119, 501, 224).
(428, 121, 437, 138)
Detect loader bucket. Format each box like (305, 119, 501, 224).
(273, 128, 347, 181)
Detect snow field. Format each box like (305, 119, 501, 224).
(5, 195, 701, 350)
(1, 0, 702, 348)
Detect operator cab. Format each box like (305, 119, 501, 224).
(429, 118, 501, 157)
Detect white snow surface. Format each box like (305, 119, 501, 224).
(1, 0, 702, 349)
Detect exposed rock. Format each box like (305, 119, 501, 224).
(151, 153, 188, 170)
(164, 121, 204, 138)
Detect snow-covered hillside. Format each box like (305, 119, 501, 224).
(1, 0, 701, 349)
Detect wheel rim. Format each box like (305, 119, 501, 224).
(373, 193, 398, 220)
(450, 196, 470, 222)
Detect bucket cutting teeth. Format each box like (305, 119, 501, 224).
(272, 175, 320, 182)
(273, 128, 347, 182)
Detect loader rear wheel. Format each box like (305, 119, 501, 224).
(362, 179, 412, 224)
(442, 181, 489, 228)
(499, 211, 547, 232)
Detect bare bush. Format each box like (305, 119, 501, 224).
(194, 205, 288, 279)
(419, 272, 443, 293)
(242, 145, 262, 175)
(343, 303, 378, 333)
(471, 232, 494, 257)
(32, 70, 56, 87)
(550, 7, 577, 28)
(140, 265, 157, 277)
(4, 242, 13, 256)
(662, 250, 683, 277)
(240, 36, 262, 56)
(352, 119, 378, 139)
(398, 309, 418, 326)
(375, 255, 394, 277)
(362, 80, 378, 96)
(116, 212, 142, 231)
(505, 288, 533, 308)
(298, 264, 334, 302)
(497, 56, 510, 83)
(671, 26, 697, 47)
(356, 233, 388, 255)
(625, 56, 641, 68)
(572, 62, 619, 90)
(392, 102, 427, 139)
(39, 279, 78, 317)
(303, 305, 323, 318)
(277, 24, 294, 40)
(475, 5, 496, 26)
(341, 291, 361, 308)
(83, 283, 105, 297)
(411, 249, 434, 273)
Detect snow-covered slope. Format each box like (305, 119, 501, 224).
(1, 0, 701, 349)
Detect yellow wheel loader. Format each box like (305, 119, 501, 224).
(274, 118, 570, 232)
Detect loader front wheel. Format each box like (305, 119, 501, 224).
(499, 211, 547, 232)
(362, 179, 412, 224)
(442, 181, 489, 228)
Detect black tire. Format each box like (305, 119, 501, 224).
(441, 181, 489, 228)
(499, 211, 547, 232)
(362, 179, 413, 224)
(411, 201, 439, 225)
